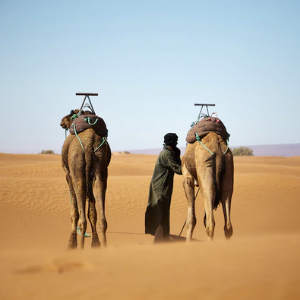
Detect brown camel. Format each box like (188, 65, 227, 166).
(60, 109, 111, 249)
(182, 132, 234, 241)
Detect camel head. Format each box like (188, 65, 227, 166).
(60, 109, 80, 129)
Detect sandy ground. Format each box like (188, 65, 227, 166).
(0, 152, 300, 300)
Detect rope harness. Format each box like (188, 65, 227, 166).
(195, 132, 229, 156)
(67, 113, 107, 153)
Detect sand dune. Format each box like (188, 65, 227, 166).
(0, 153, 300, 299)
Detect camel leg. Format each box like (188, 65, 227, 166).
(88, 196, 100, 248)
(221, 154, 234, 239)
(94, 168, 108, 247)
(66, 175, 79, 249)
(198, 165, 215, 241)
(221, 192, 233, 239)
(183, 168, 196, 242)
(72, 176, 87, 249)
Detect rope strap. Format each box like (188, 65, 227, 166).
(71, 113, 79, 120)
(71, 124, 107, 153)
(72, 123, 85, 151)
(195, 133, 214, 155)
(223, 139, 229, 155)
(77, 227, 91, 237)
(84, 117, 98, 125)
(94, 137, 106, 152)
(195, 133, 229, 155)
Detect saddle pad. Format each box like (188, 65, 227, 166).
(186, 117, 229, 143)
(69, 114, 108, 137)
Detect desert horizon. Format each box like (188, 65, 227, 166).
(2, 142, 300, 157)
(1, 152, 300, 299)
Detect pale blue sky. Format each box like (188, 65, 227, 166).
(1, 0, 299, 153)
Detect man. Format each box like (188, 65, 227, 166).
(145, 133, 182, 243)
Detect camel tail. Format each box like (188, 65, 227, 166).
(214, 144, 226, 210)
(85, 143, 94, 203)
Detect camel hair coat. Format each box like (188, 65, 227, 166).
(145, 145, 182, 237)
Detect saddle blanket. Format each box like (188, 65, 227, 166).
(186, 117, 229, 143)
(69, 111, 108, 137)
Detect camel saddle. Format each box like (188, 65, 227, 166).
(69, 111, 108, 137)
(186, 117, 229, 143)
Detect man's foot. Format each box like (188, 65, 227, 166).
(154, 225, 164, 243)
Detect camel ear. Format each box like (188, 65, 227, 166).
(70, 109, 79, 116)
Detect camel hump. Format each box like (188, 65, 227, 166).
(69, 113, 108, 137)
(186, 117, 229, 144)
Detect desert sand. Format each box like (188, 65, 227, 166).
(0, 152, 300, 300)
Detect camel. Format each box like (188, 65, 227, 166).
(182, 132, 234, 241)
(60, 109, 111, 249)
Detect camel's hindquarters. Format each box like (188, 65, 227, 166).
(63, 129, 111, 249)
(184, 132, 233, 209)
(183, 132, 234, 240)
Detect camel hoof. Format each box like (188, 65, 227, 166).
(225, 227, 233, 239)
(67, 242, 77, 250)
(91, 240, 101, 248)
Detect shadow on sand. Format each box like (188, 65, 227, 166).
(168, 234, 204, 243)
(107, 231, 145, 235)
(105, 231, 204, 243)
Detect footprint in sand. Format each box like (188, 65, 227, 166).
(14, 259, 91, 274)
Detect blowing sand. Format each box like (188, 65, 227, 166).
(0, 153, 300, 300)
